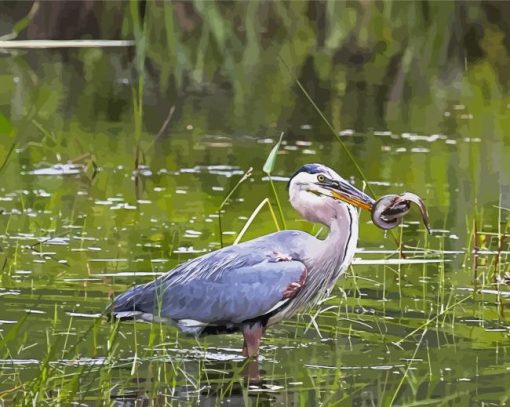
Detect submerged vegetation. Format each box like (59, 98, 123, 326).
(0, 0, 509, 405)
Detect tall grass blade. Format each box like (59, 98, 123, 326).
(278, 56, 406, 247)
(278, 56, 375, 196)
(218, 167, 253, 247)
(389, 328, 428, 405)
(234, 198, 280, 245)
(263, 132, 286, 228)
(0, 2, 39, 41)
(0, 140, 16, 174)
(262, 132, 284, 174)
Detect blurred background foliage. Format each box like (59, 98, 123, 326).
(1, 0, 510, 136)
(1, 0, 510, 229)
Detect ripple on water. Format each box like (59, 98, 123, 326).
(180, 165, 244, 178)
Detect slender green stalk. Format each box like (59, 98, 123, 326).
(234, 198, 280, 245)
(268, 177, 286, 229)
(278, 56, 376, 198)
(389, 328, 428, 406)
(0, 140, 16, 174)
(393, 295, 471, 347)
(218, 167, 253, 247)
(263, 132, 286, 228)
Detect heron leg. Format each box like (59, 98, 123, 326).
(242, 338, 247, 356)
(242, 322, 264, 358)
(243, 358, 261, 384)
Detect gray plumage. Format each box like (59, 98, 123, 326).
(111, 163, 375, 356)
(113, 231, 311, 332)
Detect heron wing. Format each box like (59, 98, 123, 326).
(112, 230, 312, 328)
(160, 259, 306, 323)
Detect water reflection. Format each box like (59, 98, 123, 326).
(107, 356, 275, 406)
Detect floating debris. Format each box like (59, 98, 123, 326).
(184, 229, 202, 238)
(261, 175, 290, 182)
(29, 163, 83, 176)
(353, 258, 446, 265)
(91, 272, 164, 277)
(134, 165, 152, 177)
(173, 247, 208, 254)
(401, 133, 446, 142)
(65, 312, 102, 318)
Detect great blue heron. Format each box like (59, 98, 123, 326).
(111, 163, 420, 357)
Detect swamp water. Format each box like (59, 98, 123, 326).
(0, 50, 509, 406)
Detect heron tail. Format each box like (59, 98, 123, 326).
(108, 283, 153, 321)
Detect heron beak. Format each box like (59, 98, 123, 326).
(325, 180, 375, 211)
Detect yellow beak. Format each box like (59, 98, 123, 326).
(325, 180, 375, 211)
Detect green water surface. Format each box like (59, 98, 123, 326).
(1, 43, 510, 406)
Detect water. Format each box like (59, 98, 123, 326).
(1, 49, 510, 405)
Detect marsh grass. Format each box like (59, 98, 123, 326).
(4, 196, 506, 405)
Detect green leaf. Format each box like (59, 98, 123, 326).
(263, 132, 284, 175)
(0, 112, 13, 136)
(12, 2, 39, 35)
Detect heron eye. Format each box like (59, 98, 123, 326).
(317, 174, 326, 183)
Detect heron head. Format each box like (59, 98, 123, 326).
(287, 164, 374, 224)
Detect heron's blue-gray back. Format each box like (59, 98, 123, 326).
(112, 230, 316, 332)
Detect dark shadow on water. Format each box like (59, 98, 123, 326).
(109, 357, 287, 406)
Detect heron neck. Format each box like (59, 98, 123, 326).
(269, 202, 359, 324)
(316, 203, 359, 288)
